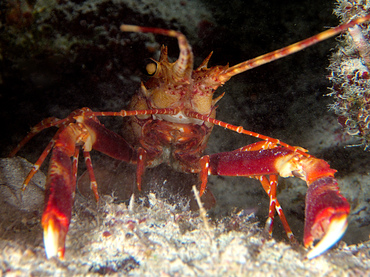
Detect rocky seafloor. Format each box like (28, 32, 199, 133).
(1, 0, 370, 275)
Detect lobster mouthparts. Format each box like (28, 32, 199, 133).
(304, 177, 350, 259)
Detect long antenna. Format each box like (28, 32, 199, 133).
(217, 14, 370, 83)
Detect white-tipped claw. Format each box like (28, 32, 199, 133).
(43, 218, 59, 259)
(306, 214, 348, 259)
(43, 217, 66, 260)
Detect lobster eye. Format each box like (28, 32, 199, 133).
(142, 59, 158, 76)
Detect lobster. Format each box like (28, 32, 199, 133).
(9, 14, 370, 260)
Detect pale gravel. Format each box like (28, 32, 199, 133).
(0, 157, 370, 276)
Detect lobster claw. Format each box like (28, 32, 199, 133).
(41, 148, 75, 259)
(304, 177, 350, 259)
(42, 213, 69, 259)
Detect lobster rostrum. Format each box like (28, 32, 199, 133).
(9, 14, 370, 260)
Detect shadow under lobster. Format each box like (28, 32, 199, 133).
(77, 156, 216, 211)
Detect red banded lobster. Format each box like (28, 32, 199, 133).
(9, 14, 370, 260)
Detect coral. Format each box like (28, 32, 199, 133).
(328, 0, 370, 150)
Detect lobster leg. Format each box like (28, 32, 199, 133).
(8, 117, 62, 158)
(200, 146, 349, 258)
(258, 175, 295, 242)
(83, 150, 99, 201)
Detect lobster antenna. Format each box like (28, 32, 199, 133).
(120, 24, 193, 80)
(217, 14, 370, 83)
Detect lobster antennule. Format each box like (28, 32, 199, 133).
(120, 24, 193, 80)
(217, 14, 370, 83)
